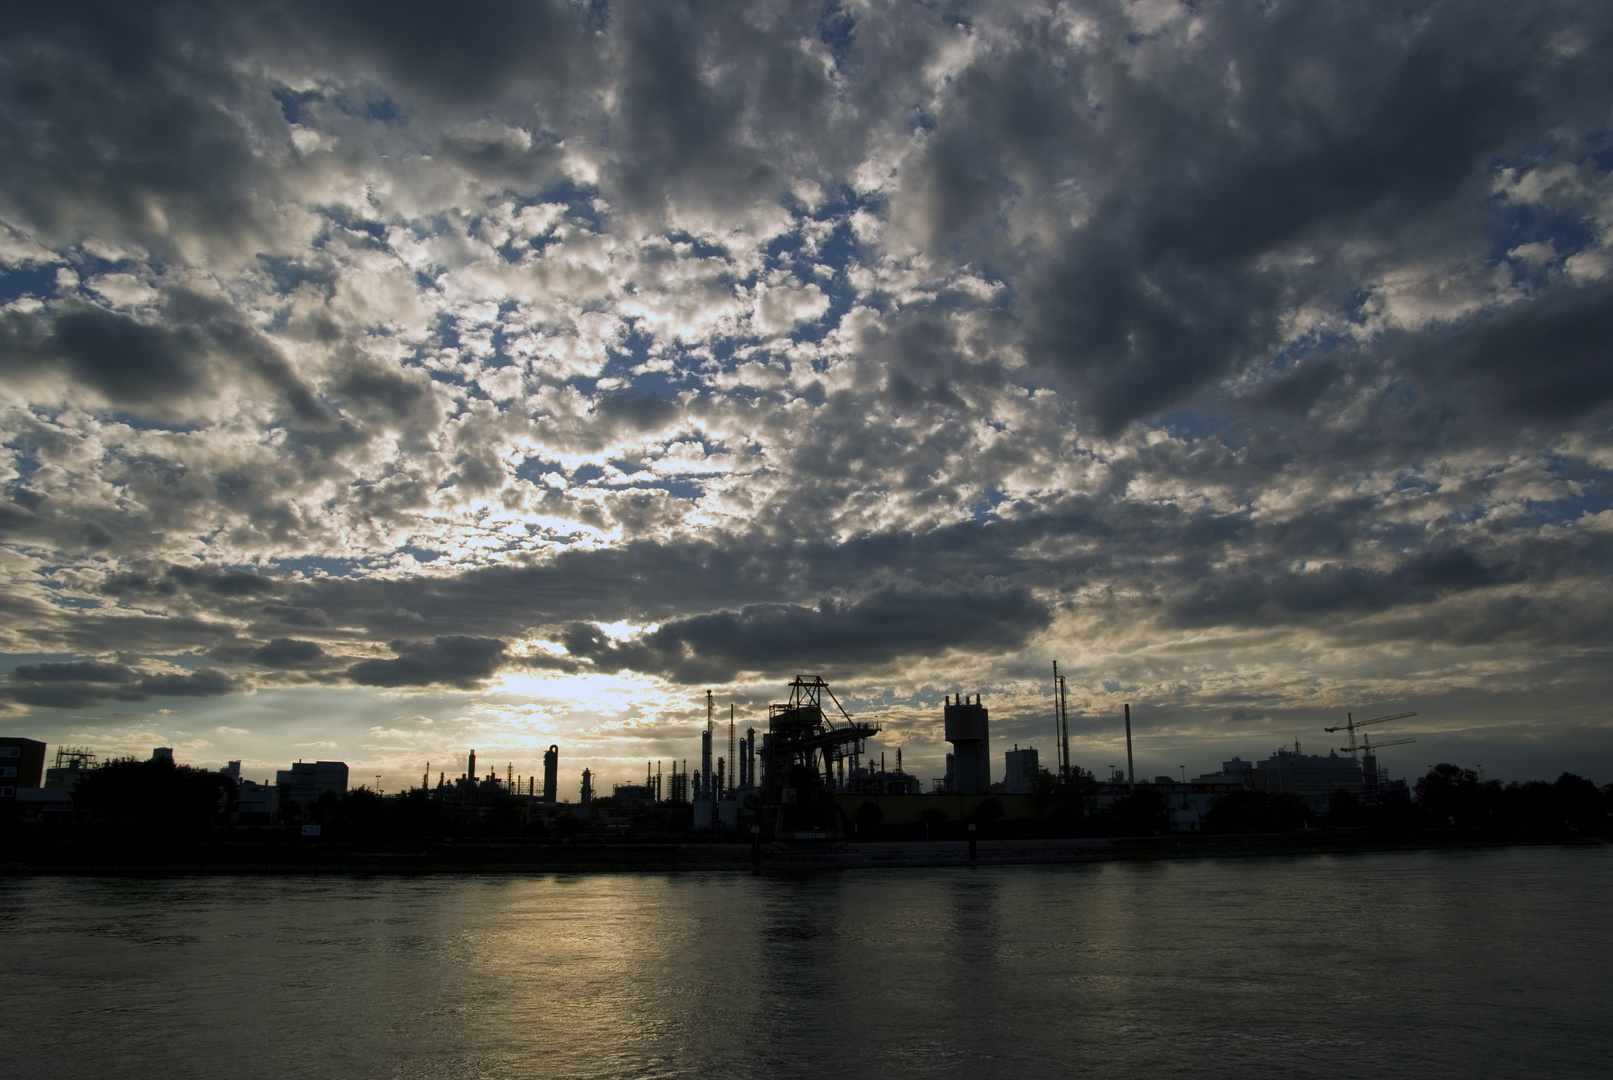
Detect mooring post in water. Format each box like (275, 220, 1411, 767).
(968, 822, 977, 863)
(751, 824, 761, 868)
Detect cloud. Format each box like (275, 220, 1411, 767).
(0, 292, 331, 425)
(347, 635, 508, 689)
(561, 584, 1052, 682)
(12, 660, 137, 683)
(251, 638, 332, 669)
(0, 663, 239, 709)
(1, 0, 1613, 786)
(1402, 280, 1613, 422)
(1165, 548, 1525, 630)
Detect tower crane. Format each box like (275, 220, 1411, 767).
(1325, 711, 1417, 756)
(1349, 733, 1417, 793)
(1340, 735, 1417, 756)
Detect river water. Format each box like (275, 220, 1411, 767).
(2, 845, 1607, 1079)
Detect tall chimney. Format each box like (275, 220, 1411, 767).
(1124, 704, 1134, 789)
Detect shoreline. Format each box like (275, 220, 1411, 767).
(1, 828, 1603, 876)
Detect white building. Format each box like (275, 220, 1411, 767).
(1003, 746, 1040, 794)
(275, 760, 348, 815)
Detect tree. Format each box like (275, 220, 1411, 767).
(973, 796, 1005, 827)
(1101, 786, 1171, 835)
(1551, 773, 1602, 826)
(1326, 788, 1362, 827)
(1415, 764, 1501, 827)
(1030, 767, 1098, 831)
(1202, 790, 1310, 834)
(73, 756, 234, 836)
(854, 800, 883, 835)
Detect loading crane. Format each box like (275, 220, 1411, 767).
(759, 676, 880, 841)
(1325, 711, 1417, 756)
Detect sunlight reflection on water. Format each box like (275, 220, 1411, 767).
(3, 846, 1608, 1079)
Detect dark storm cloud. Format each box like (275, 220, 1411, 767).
(562, 583, 1051, 683)
(346, 635, 508, 689)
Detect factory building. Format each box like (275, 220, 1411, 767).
(0, 737, 47, 799)
(843, 748, 923, 795)
(223, 761, 279, 824)
(1252, 747, 1364, 805)
(276, 760, 349, 815)
(943, 693, 991, 794)
(1003, 746, 1039, 794)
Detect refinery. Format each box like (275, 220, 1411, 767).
(351, 673, 1420, 842)
(10, 669, 1607, 876)
(2, 670, 1431, 856)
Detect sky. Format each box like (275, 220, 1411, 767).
(2, 0, 1612, 794)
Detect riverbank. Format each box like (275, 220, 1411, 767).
(1, 826, 1602, 875)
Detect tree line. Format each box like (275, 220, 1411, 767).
(6, 755, 1610, 842)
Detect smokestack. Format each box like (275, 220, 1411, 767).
(1059, 677, 1071, 781)
(1052, 662, 1062, 777)
(468, 749, 476, 780)
(701, 727, 713, 796)
(1124, 703, 1134, 789)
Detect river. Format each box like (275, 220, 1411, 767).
(2, 845, 1606, 1078)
